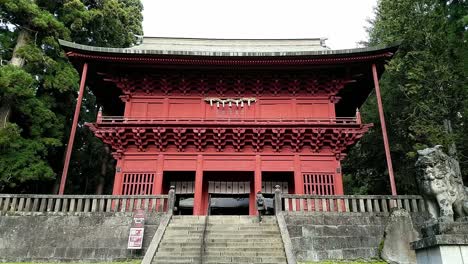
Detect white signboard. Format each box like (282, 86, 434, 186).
(127, 227, 145, 249)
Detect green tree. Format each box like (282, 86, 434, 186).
(0, 0, 143, 192)
(343, 0, 467, 194)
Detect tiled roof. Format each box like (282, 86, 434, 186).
(59, 37, 399, 57)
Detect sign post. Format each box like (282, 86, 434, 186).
(127, 209, 146, 250)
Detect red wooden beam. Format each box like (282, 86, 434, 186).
(372, 64, 397, 195)
(58, 63, 88, 195)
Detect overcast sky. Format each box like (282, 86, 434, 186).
(141, 0, 378, 50)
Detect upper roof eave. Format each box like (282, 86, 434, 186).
(58, 39, 401, 58)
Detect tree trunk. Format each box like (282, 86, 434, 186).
(0, 104, 11, 129)
(95, 146, 110, 194)
(443, 119, 457, 156)
(0, 29, 31, 128)
(10, 29, 30, 67)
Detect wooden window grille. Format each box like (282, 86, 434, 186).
(122, 173, 155, 195)
(303, 173, 335, 195)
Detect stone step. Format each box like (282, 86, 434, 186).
(168, 222, 278, 227)
(153, 260, 284, 264)
(169, 220, 276, 223)
(160, 242, 284, 248)
(164, 230, 280, 236)
(171, 216, 276, 223)
(153, 256, 287, 263)
(166, 225, 278, 231)
(156, 250, 285, 257)
(157, 246, 285, 252)
(153, 215, 286, 264)
(161, 239, 283, 248)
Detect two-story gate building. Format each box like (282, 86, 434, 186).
(60, 37, 397, 215)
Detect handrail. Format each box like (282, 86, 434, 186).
(0, 194, 168, 199)
(281, 194, 422, 199)
(200, 195, 211, 264)
(97, 116, 359, 125)
(0, 194, 170, 213)
(279, 194, 426, 213)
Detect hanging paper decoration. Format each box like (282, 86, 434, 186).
(204, 98, 257, 108)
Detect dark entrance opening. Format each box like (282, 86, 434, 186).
(204, 171, 253, 215)
(209, 194, 249, 215)
(163, 171, 195, 215)
(262, 171, 294, 215)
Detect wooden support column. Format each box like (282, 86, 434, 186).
(334, 159, 344, 195)
(293, 155, 303, 194)
(193, 155, 204, 215)
(154, 154, 164, 194)
(250, 155, 262, 215)
(112, 158, 123, 195)
(59, 63, 88, 195)
(372, 64, 397, 195)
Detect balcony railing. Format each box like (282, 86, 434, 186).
(97, 116, 359, 125)
(0, 194, 171, 214)
(275, 193, 426, 214)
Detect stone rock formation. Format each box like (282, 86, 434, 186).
(415, 145, 468, 221)
(381, 209, 418, 264)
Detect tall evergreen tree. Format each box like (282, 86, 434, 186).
(0, 0, 143, 192)
(343, 0, 467, 194)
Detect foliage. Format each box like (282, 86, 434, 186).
(343, 0, 467, 194)
(0, 0, 143, 192)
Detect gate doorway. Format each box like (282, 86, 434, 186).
(204, 171, 253, 215)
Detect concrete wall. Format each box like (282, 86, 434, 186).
(0, 212, 163, 262)
(284, 211, 429, 262)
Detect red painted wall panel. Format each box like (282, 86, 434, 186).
(261, 156, 294, 171)
(124, 97, 334, 120)
(147, 102, 165, 117)
(130, 102, 147, 117)
(296, 100, 329, 118)
(164, 158, 197, 171)
(258, 100, 292, 119)
(168, 99, 203, 118)
(203, 157, 255, 171)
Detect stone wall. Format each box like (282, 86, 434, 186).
(0, 212, 163, 262)
(284, 211, 429, 262)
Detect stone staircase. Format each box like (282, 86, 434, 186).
(152, 215, 287, 264)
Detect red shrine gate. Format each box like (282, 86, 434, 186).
(60, 38, 397, 215)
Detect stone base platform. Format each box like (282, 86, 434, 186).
(411, 222, 468, 264)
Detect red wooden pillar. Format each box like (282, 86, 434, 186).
(59, 63, 88, 195)
(293, 155, 303, 194)
(193, 155, 204, 215)
(154, 154, 164, 194)
(250, 155, 262, 215)
(112, 159, 123, 195)
(334, 159, 344, 195)
(372, 64, 397, 195)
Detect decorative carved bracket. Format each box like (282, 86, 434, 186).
(87, 123, 371, 156)
(102, 72, 353, 97)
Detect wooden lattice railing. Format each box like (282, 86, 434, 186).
(98, 116, 359, 125)
(0, 194, 172, 213)
(277, 193, 426, 213)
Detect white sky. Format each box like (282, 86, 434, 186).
(141, 0, 378, 50)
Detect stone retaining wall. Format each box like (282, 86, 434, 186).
(284, 211, 429, 262)
(0, 212, 163, 262)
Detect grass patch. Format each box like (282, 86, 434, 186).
(2, 261, 141, 264)
(299, 261, 387, 264)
